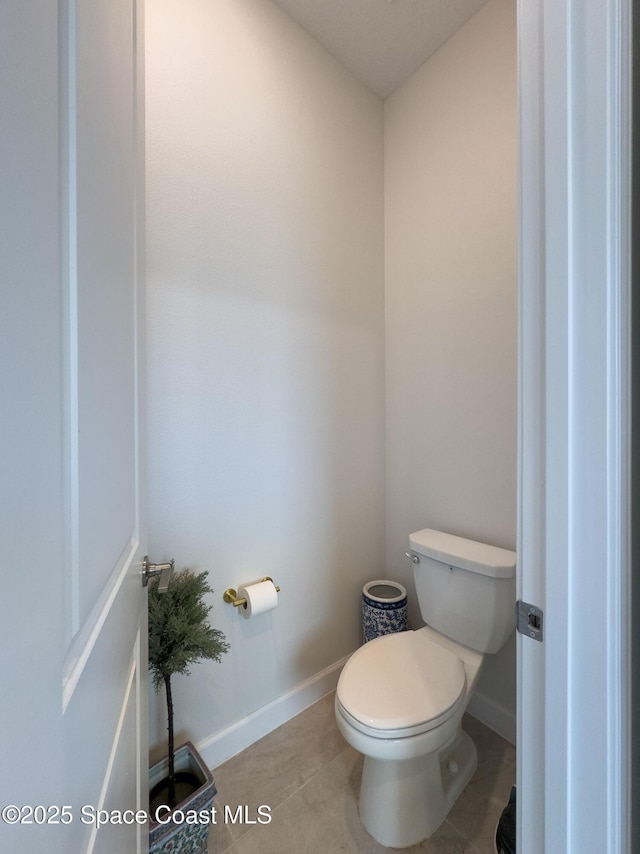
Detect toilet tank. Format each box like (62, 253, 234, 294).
(409, 529, 516, 654)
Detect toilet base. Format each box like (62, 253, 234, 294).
(358, 726, 477, 849)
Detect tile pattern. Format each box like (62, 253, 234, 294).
(208, 694, 515, 854)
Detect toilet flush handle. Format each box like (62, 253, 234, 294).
(405, 552, 419, 565)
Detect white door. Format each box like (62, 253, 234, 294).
(517, 0, 631, 851)
(0, 3, 147, 853)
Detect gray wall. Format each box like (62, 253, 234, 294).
(384, 0, 518, 734)
(146, 0, 518, 760)
(145, 0, 386, 761)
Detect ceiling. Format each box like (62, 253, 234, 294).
(270, 0, 489, 99)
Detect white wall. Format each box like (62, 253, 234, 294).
(145, 0, 385, 763)
(146, 0, 517, 761)
(384, 0, 518, 735)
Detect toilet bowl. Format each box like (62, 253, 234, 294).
(336, 528, 516, 848)
(335, 626, 483, 848)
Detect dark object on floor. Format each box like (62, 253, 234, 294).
(496, 785, 516, 854)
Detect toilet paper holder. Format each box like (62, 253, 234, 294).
(223, 577, 280, 608)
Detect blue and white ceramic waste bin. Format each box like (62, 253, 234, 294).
(361, 580, 408, 643)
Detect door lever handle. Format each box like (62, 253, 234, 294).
(141, 556, 174, 592)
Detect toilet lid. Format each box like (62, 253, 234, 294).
(337, 631, 466, 736)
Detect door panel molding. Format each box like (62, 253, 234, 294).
(63, 537, 139, 711)
(86, 645, 140, 854)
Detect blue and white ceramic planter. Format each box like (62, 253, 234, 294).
(149, 742, 217, 854)
(362, 580, 408, 643)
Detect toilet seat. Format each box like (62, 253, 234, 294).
(337, 630, 467, 739)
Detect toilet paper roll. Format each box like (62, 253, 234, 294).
(237, 579, 278, 619)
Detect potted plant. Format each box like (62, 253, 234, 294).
(148, 567, 230, 854)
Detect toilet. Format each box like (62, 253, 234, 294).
(335, 528, 516, 849)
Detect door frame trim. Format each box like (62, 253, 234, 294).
(517, 0, 631, 850)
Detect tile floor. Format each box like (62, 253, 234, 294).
(207, 693, 515, 854)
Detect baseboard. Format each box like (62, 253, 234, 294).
(196, 658, 516, 770)
(466, 690, 516, 745)
(196, 655, 349, 770)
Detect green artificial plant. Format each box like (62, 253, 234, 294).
(148, 568, 230, 808)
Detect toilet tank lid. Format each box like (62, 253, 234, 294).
(409, 529, 516, 579)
